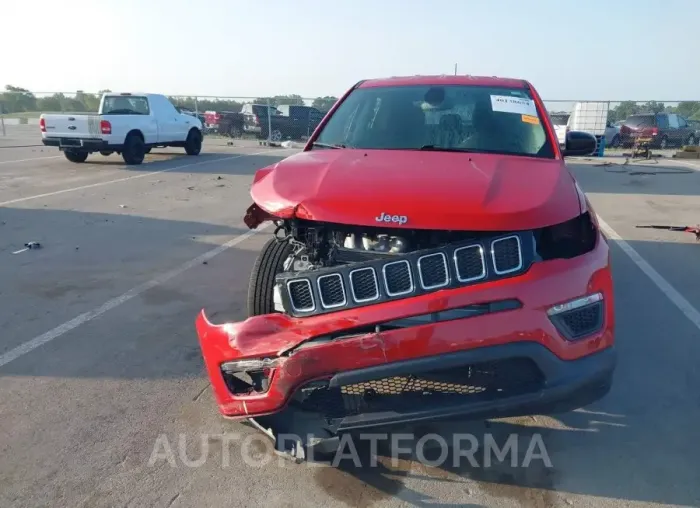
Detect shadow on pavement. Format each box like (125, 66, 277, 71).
(567, 158, 700, 196)
(76, 151, 291, 176)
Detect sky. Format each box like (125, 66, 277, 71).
(2, 0, 698, 101)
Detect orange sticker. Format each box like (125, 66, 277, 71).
(522, 114, 540, 125)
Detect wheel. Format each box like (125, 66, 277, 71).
(99, 151, 113, 156)
(659, 136, 668, 149)
(185, 129, 202, 155)
(64, 150, 88, 163)
(246, 238, 294, 316)
(270, 130, 283, 142)
(122, 133, 146, 165)
(687, 135, 696, 147)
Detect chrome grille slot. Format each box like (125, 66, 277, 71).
(417, 252, 449, 290)
(383, 260, 414, 296)
(454, 245, 486, 282)
(491, 235, 522, 275)
(317, 274, 346, 309)
(349, 267, 380, 302)
(287, 279, 315, 313)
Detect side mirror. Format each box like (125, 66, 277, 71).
(562, 130, 597, 157)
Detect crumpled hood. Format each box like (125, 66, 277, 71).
(250, 149, 580, 231)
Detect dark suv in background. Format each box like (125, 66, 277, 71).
(619, 113, 696, 149)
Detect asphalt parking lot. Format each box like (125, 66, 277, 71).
(2, 127, 700, 508)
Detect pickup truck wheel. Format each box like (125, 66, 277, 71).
(122, 134, 146, 165)
(247, 238, 294, 316)
(64, 150, 89, 163)
(185, 129, 202, 155)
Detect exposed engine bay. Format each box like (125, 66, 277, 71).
(274, 218, 494, 271)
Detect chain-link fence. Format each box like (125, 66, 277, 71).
(2, 89, 699, 155)
(0, 90, 341, 144)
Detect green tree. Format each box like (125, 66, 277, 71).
(312, 96, 338, 112)
(608, 101, 641, 123)
(0, 85, 37, 113)
(676, 101, 700, 119)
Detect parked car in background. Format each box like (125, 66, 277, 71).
(549, 112, 569, 147)
(217, 104, 325, 141)
(619, 113, 696, 149)
(217, 104, 281, 139)
(604, 121, 621, 148)
(276, 104, 325, 140)
(40, 92, 203, 165)
(687, 119, 700, 145)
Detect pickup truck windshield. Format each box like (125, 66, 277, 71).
(102, 96, 150, 115)
(314, 85, 554, 158)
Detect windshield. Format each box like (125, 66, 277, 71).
(550, 114, 570, 126)
(625, 114, 655, 127)
(314, 84, 554, 158)
(102, 96, 150, 115)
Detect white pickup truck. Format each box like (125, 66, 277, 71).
(40, 92, 203, 165)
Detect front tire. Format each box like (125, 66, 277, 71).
(246, 238, 294, 316)
(185, 129, 202, 155)
(64, 150, 88, 163)
(122, 134, 146, 165)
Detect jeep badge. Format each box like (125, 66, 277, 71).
(375, 212, 408, 225)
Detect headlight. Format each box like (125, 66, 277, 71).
(536, 212, 597, 260)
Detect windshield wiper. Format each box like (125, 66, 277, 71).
(419, 145, 475, 152)
(311, 142, 348, 149)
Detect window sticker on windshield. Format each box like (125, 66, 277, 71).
(521, 114, 539, 125)
(490, 95, 537, 116)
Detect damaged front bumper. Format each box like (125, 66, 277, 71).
(196, 234, 615, 439)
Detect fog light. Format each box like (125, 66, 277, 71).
(221, 358, 281, 373)
(547, 292, 603, 316)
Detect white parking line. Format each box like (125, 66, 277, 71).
(0, 224, 271, 368)
(0, 150, 289, 207)
(597, 215, 700, 331)
(0, 155, 62, 165)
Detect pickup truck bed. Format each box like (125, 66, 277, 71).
(40, 93, 204, 165)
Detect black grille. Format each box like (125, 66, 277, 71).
(278, 232, 529, 317)
(492, 236, 522, 274)
(292, 358, 544, 420)
(454, 245, 486, 281)
(383, 260, 413, 295)
(317, 274, 346, 308)
(288, 280, 314, 311)
(418, 253, 449, 289)
(552, 302, 604, 340)
(349, 268, 379, 302)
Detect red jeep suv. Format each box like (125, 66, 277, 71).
(195, 75, 615, 459)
